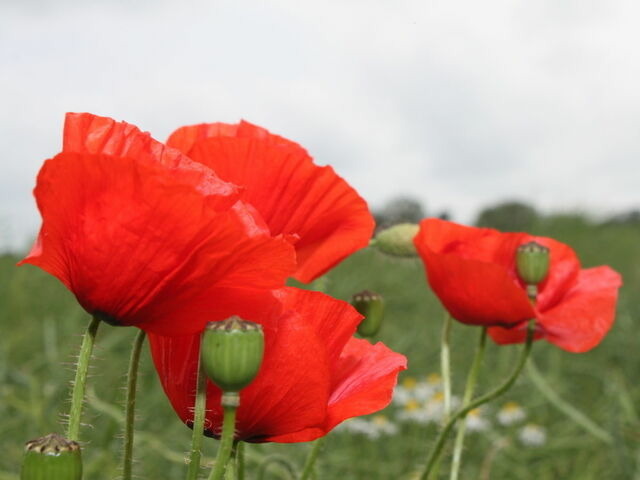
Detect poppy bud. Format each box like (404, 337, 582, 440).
(372, 223, 420, 257)
(516, 241, 550, 287)
(201, 316, 264, 393)
(351, 290, 384, 337)
(21, 433, 82, 480)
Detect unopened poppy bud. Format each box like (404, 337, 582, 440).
(516, 241, 550, 287)
(372, 223, 420, 257)
(201, 316, 264, 393)
(21, 433, 82, 480)
(351, 290, 384, 337)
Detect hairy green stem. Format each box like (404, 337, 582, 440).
(122, 329, 146, 480)
(67, 316, 101, 441)
(449, 327, 487, 480)
(186, 349, 208, 480)
(421, 319, 535, 480)
(208, 400, 238, 480)
(236, 442, 245, 480)
(441, 314, 453, 421)
(527, 360, 613, 444)
(224, 443, 237, 480)
(299, 436, 327, 480)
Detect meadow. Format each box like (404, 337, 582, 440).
(1, 213, 639, 479)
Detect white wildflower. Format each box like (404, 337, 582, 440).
(465, 408, 491, 433)
(497, 401, 526, 426)
(518, 423, 547, 446)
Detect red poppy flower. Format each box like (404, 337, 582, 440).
(20, 113, 296, 336)
(414, 218, 622, 352)
(148, 288, 407, 442)
(166, 121, 375, 283)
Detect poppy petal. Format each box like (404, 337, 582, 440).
(167, 120, 300, 154)
(325, 338, 407, 430)
(20, 152, 295, 335)
(63, 112, 239, 202)
(275, 287, 363, 367)
(415, 218, 535, 326)
(148, 290, 333, 442)
(167, 122, 375, 282)
(528, 237, 580, 312)
(488, 267, 622, 352)
(148, 287, 404, 443)
(537, 266, 622, 352)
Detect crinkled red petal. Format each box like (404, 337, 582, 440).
(148, 288, 405, 443)
(537, 266, 622, 352)
(63, 112, 239, 203)
(167, 120, 300, 154)
(414, 218, 535, 326)
(167, 122, 375, 282)
(19, 152, 295, 335)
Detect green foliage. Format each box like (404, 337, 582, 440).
(476, 200, 539, 232)
(1, 215, 639, 479)
(373, 196, 426, 230)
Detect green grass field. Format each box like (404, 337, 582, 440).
(1, 215, 639, 479)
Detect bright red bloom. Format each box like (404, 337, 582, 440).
(20, 113, 296, 336)
(414, 218, 622, 352)
(148, 288, 407, 442)
(166, 121, 375, 283)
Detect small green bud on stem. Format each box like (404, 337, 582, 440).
(516, 241, 550, 299)
(201, 316, 265, 393)
(351, 290, 384, 337)
(21, 433, 82, 480)
(371, 223, 420, 257)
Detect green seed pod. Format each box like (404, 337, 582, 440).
(201, 316, 265, 392)
(351, 290, 384, 337)
(21, 433, 82, 480)
(371, 223, 420, 257)
(516, 241, 550, 286)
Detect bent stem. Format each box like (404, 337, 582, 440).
(208, 395, 238, 480)
(527, 360, 613, 444)
(299, 436, 327, 480)
(257, 455, 297, 480)
(441, 314, 453, 421)
(420, 319, 536, 480)
(186, 349, 208, 480)
(449, 327, 487, 480)
(67, 316, 101, 441)
(122, 329, 146, 480)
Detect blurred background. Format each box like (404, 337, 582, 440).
(1, 1, 640, 479)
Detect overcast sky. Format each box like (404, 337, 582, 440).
(1, 0, 639, 251)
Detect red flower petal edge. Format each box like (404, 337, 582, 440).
(167, 121, 375, 283)
(20, 114, 296, 335)
(414, 218, 623, 352)
(148, 288, 407, 442)
(489, 266, 621, 353)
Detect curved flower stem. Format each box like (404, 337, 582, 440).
(449, 327, 487, 480)
(208, 395, 238, 480)
(257, 455, 297, 480)
(236, 441, 245, 480)
(299, 436, 327, 480)
(441, 314, 453, 421)
(186, 348, 208, 480)
(67, 316, 101, 441)
(420, 319, 535, 480)
(122, 329, 146, 480)
(527, 360, 613, 444)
